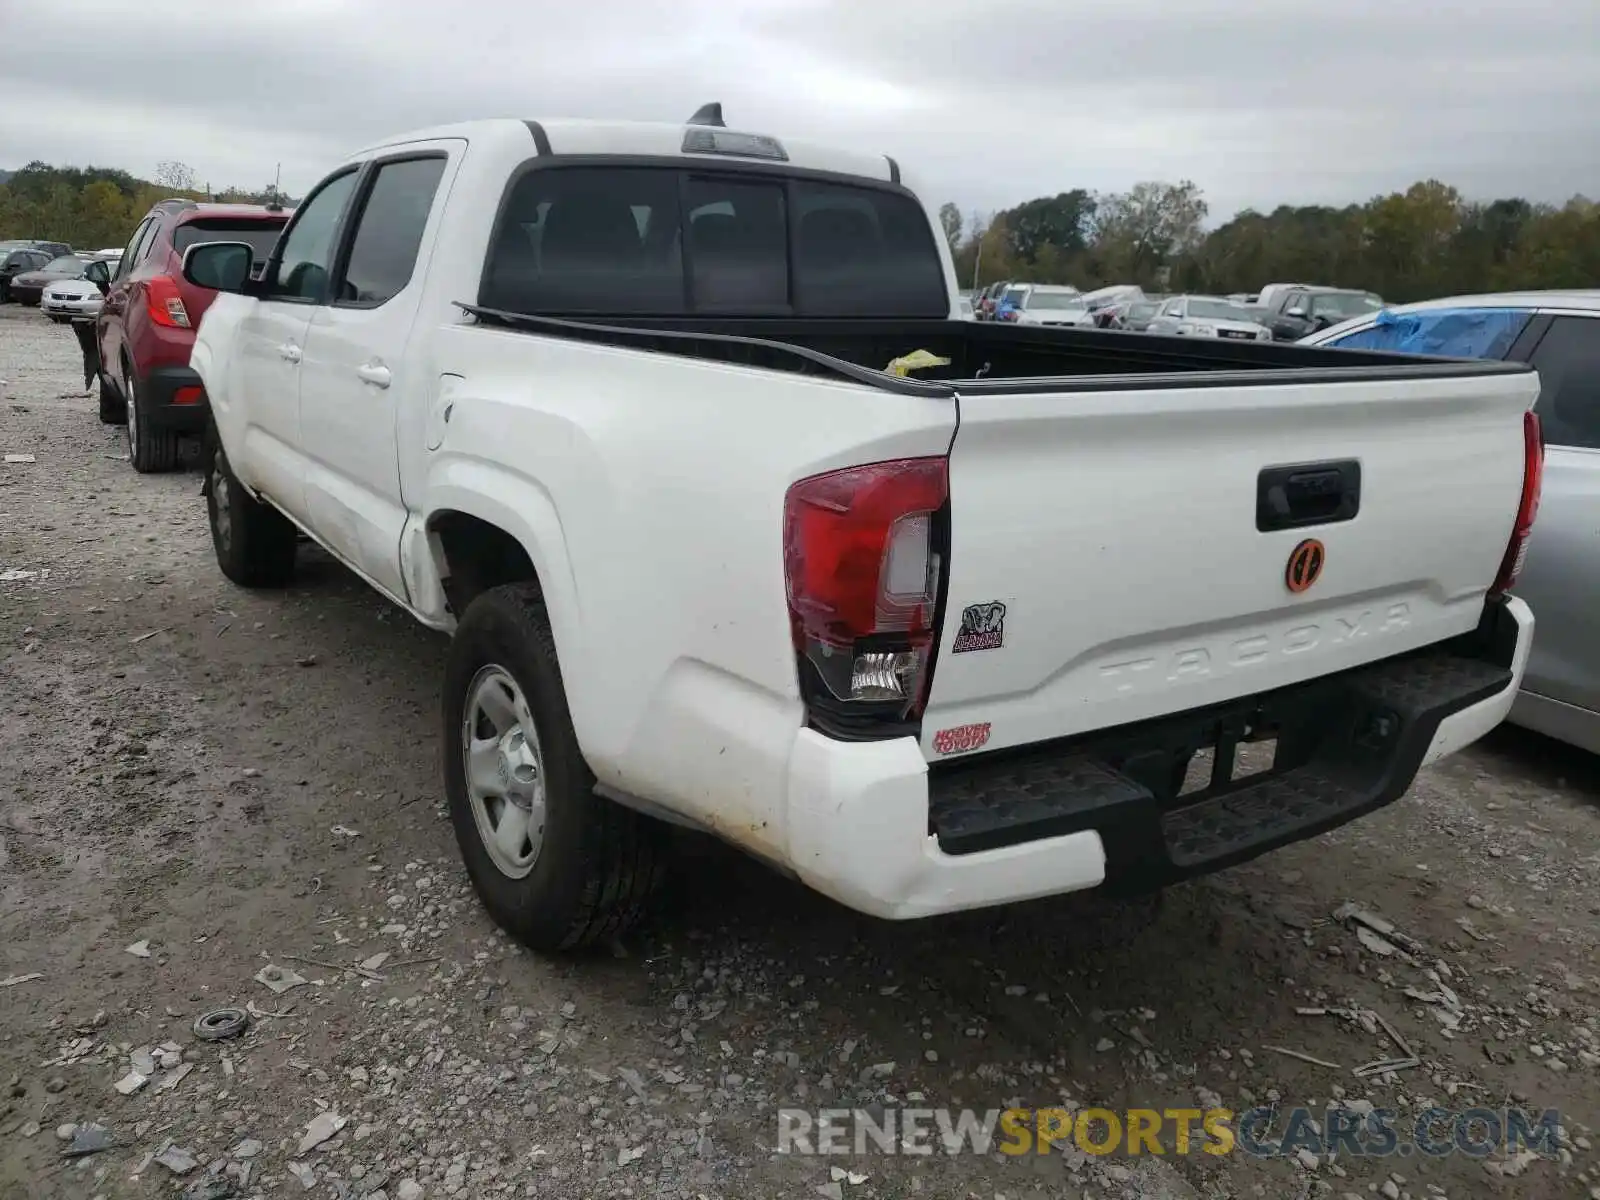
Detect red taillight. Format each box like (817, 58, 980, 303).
(172, 385, 204, 406)
(783, 457, 947, 714)
(146, 275, 192, 329)
(1491, 410, 1544, 595)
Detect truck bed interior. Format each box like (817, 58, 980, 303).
(462, 306, 1533, 396)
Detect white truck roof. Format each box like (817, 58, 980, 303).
(350, 117, 904, 188)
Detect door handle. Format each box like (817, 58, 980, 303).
(279, 342, 302, 363)
(1256, 460, 1361, 531)
(357, 363, 392, 388)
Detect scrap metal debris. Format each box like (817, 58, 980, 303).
(157, 1062, 195, 1092)
(155, 1144, 199, 1175)
(61, 1124, 115, 1158)
(255, 964, 309, 994)
(1297, 1005, 1421, 1076)
(1262, 1045, 1342, 1070)
(114, 1071, 148, 1095)
(297, 1109, 348, 1154)
(1333, 901, 1425, 961)
(124, 940, 152, 958)
(0, 972, 43, 987)
(4, 453, 36, 463)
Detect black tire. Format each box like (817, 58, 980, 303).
(49, 315, 67, 325)
(443, 584, 667, 952)
(123, 363, 180, 473)
(204, 432, 297, 588)
(97, 374, 125, 425)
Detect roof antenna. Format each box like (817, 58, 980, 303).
(687, 102, 725, 128)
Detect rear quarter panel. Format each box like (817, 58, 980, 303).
(420, 323, 956, 858)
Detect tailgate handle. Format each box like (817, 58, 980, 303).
(1256, 460, 1360, 532)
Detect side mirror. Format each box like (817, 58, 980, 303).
(182, 241, 255, 294)
(83, 260, 111, 292)
(1285, 306, 1306, 318)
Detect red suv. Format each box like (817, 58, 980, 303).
(95, 200, 291, 472)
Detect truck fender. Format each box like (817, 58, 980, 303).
(423, 464, 590, 732)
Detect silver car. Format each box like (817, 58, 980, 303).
(1305, 291, 1600, 753)
(1146, 295, 1272, 341)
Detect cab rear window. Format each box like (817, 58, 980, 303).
(480, 164, 947, 318)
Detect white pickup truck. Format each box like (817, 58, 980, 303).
(186, 110, 1542, 952)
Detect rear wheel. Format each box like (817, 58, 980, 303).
(205, 433, 297, 588)
(444, 584, 667, 952)
(124, 363, 179, 473)
(97, 374, 125, 425)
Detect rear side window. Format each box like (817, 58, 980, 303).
(336, 157, 448, 306)
(480, 164, 946, 318)
(173, 219, 286, 264)
(1530, 316, 1600, 450)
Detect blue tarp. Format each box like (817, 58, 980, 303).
(1326, 306, 1532, 361)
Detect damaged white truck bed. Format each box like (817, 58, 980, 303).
(186, 112, 1543, 951)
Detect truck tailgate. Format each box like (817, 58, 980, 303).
(921, 368, 1540, 759)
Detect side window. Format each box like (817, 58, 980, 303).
(335, 156, 448, 307)
(266, 169, 360, 302)
(113, 220, 150, 280)
(684, 176, 788, 313)
(1531, 316, 1600, 450)
(134, 219, 166, 265)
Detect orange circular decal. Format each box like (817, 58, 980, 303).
(1285, 538, 1326, 593)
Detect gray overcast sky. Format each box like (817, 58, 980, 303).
(2, 0, 1596, 221)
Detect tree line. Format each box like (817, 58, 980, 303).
(0, 161, 293, 252)
(945, 180, 1599, 303)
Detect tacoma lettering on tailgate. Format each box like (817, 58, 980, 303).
(1096, 603, 1413, 695)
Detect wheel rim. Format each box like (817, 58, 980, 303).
(123, 369, 137, 454)
(462, 665, 547, 879)
(211, 448, 234, 554)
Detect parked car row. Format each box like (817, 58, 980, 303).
(0, 239, 75, 302)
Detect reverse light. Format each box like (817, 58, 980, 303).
(1490, 411, 1543, 595)
(783, 458, 948, 719)
(146, 275, 192, 329)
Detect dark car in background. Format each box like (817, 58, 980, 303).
(1262, 286, 1383, 341)
(95, 199, 290, 472)
(0, 244, 57, 302)
(7, 253, 95, 307)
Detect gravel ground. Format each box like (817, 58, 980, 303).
(1, 303, 1597, 1200)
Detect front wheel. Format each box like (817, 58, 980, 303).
(443, 584, 667, 952)
(205, 433, 298, 587)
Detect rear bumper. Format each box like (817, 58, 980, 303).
(783, 596, 1530, 919)
(137, 365, 209, 433)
